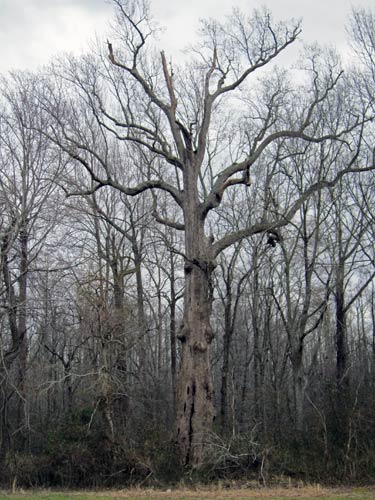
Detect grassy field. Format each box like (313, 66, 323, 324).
(1, 487, 375, 500)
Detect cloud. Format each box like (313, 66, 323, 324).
(0, 0, 374, 74)
(0, 0, 112, 73)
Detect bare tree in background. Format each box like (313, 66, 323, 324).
(0, 73, 61, 456)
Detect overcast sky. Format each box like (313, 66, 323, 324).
(0, 0, 374, 74)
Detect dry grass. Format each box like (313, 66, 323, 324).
(83, 486, 358, 500)
(84, 486, 375, 499)
(2, 486, 375, 500)
(85, 486, 366, 498)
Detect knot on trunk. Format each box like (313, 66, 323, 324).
(177, 322, 187, 342)
(204, 325, 214, 343)
(184, 257, 216, 275)
(192, 341, 208, 353)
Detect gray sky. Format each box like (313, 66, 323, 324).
(0, 0, 373, 74)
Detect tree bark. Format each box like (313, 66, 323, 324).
(176, 262, 215, 466)
(169, 251, 178, 415)
(252, 257, 263, 426)
(220, 285, 233, 431)
(333, 260, 350, 445)
(133, 245, 147, 382)
(176, 167, 215, 467)
(335, 262, 348, 389)
(290, 343, 306, 436)
(16, 228, 29, 435)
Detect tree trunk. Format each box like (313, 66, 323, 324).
(133, 246, 147, 382)
(176, 259, 215, 466)
(335, 263, 348, 389)
(290, 341, 306, 436)
(220, 287, 233, 431)
(371, 287, 375, 362)
(252, 260, 263, 426)
(239, 336, 250, 431)
(176, 169, 215, 466)
(293, 363, 305, 436)
(334, 261, 350, 445)
(16, 228, 29, 439)
(1, 226, 29, 444)
(169, 251, 177, 415)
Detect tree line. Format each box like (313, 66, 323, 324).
(0, 0, 375, 487)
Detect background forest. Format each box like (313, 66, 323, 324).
(1, 0, 375, 488)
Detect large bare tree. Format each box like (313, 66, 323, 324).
(36, 0, 375, 466)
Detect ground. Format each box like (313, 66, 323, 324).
(1, 487, 375, 500)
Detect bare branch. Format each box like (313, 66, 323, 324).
(213, 160, 375, 257)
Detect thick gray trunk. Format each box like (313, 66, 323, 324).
(290, 343, 306, 436)
(176, 168, 215, 466)
(176, 263, 215, 466)
(220, 290, 233, 431)
(169, 252, 177, 415)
